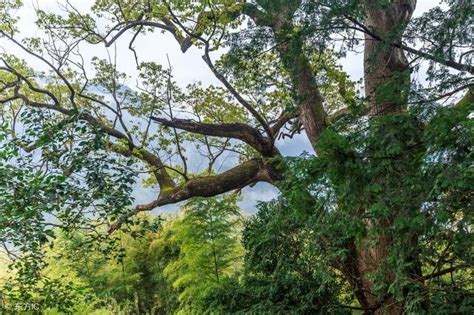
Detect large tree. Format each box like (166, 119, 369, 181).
(0, 0, 472, 314)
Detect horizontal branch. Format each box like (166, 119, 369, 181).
(151, 117, 278, 156)
(104, 19, 194, 53)
(410, 84, 474, 106)
(423, 264, 470, 281)
(108, 158, 283, 233)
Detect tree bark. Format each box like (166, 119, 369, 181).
(108, 158, 282, 233)
(356, 1, 418, 314)
(363, 0, 416, 116)
(277, 37, 328, 150)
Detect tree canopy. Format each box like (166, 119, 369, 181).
(0, 0, 472, 314)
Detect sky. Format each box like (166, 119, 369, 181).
(1, 0, 442, 215)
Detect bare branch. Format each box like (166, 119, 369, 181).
(151, 117, 277, 157)
(0, 31, 79, 108)
(423, 264, 470, 281)
(344, 15, 474, 74)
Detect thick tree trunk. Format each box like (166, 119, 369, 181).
(355, 1, 417, 314)
(357, 230, 403, 314)
(246, 2, 420, 313)
(363, 0, 416, 116)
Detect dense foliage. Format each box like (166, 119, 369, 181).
(0, 0, 472, 314)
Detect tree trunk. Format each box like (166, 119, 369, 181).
(269, 5, 328, 152)
(246, 2, 420, 313)
(357, 229, 403, 314)
(277, 37, 328, 150)
(355, 1, 417, 314)
(363, 0, 416, 116)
